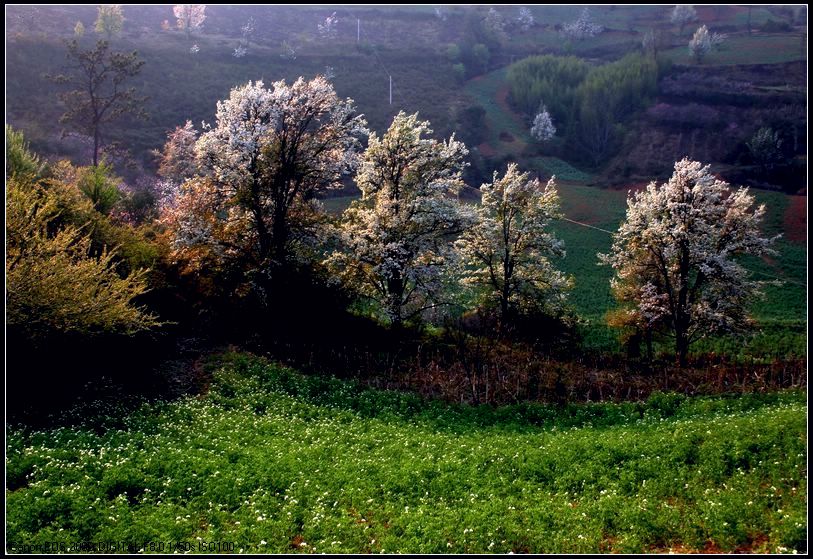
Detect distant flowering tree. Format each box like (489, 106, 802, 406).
(710, 31, 727, 50)
(233, 45, 247, 58)
(163, 78, 368, 286)
(516, 7, 535, 31)
(530, 108, 556, 142)
(240, 16, 256, 48)
(280, 40, 297, 60)
(641, 29, 656, 55)
(456, 163, 571, 327)
(173, 4, 206, 40)
(95, 5, 124, 39)
(670, 5, 697, 34)
(600, 158, 778, 366)
(318, 12, 339, 40)
(74, 21, 85, 39)
(327, 112, 474, 326)
(155, 120, 199, 183)
(189, 43, 200, 54)
(746, 127, 784, 172)
(688, 24, 711, 63)
(562, 7, 603, 40)
(484, 7, 507, 41)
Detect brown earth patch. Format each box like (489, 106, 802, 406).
(695, 5, 747, 24)
(783, 194, 806, 244)
(477, 142, 497, 158)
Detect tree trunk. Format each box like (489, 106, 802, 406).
(387, 271, 405, 327)
(93, 127, 100, 166)
(271, 206, 288, 266)
(675, 327, 689, 367)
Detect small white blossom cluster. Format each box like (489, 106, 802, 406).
(484, 7, 507, 40)
(233, 45, 247, 58)
(189, 43, 199, 54)
(516, 7, 534, 32)
(670, 5, 697, 29)
(173, 4, 206, 35)
(241, 16, 255, 43)
(688, 25, 711, 62)
(530, 109, 556, 142)
(710, 31, 727, 50)
(280, 40, 297, 60)
(318, 12, 339, 40)
(561, 8, 603, 41)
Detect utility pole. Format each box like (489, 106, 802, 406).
(389, 75, 392, 105)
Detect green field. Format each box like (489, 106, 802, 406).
(661, 33, 806, 66)
(6, 353, 806, 554)
(321, 177, 806, 358)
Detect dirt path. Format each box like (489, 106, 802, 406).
(495, 85, 529, 135)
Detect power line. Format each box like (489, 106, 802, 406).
(558, 216, 806, 288)
(558, 217, 614, 235)
(330, 8, 410, 109)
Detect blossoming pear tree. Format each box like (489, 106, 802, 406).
(328, 112, 475, 326)
(600, 158, 778, 365)
(456, 163, 571, 328)
(161, 77, 368, 287)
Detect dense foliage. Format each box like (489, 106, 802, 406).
(601, 159, 777, 365)
(507, 53, 660, 165)
(6, 353, 806, 554)
(456, 163, 571, 327)
(161, 77, 368, 298)
(328, 112, 473, 326)
(6, 131, 159, 341)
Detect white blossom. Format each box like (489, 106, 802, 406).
(530, 109, 556, 142)
(561, 8, 603, 41)
(280, 40, 297, 61)
(327, 112, 474, 325)
(599, 158, 778, 364)
(456, 163, 571, 325)
(670, 5, 697, 32)
(484, 8, 507, 40)
(318, 12, 339, 40)
(173, 5, 206, 38)
(241, 16, 255, 47)
(516, 7, 534, 32)
(710, 31, 727, 50)
(689, 25, 711, 62)
(165, 77, 368, 273)
(233, 45, 247, 58)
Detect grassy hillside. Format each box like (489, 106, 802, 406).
(5, 5, 806, 359)
(6, 353, 807, 554)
